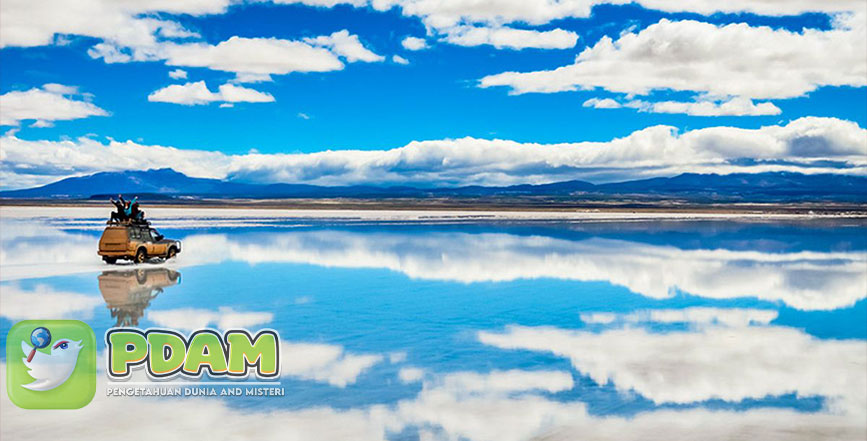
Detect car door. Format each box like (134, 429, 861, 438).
(147, 229, 168, 256)
(128, 227, 142, 253)
(139, 228, 157, 255)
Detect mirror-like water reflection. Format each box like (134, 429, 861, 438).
(98, 269, 181, 327)
(1, 208, 865, 440)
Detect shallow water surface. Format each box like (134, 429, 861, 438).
(1, 208, 865, 440)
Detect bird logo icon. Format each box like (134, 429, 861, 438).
(20, 327, 85, 391)
(6, 320, 96, 409)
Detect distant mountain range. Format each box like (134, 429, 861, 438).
(1, 168, 865, 203)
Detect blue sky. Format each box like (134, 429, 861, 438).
(1, 1, 865, 189)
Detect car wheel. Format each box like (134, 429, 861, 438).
(135, 248, 147, 264)
(103, 256, 117, 264)
(167, 247, 177, 259)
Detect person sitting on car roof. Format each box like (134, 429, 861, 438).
(123, 196, 137, 219)
(123, 196, 147, 223)
(108, 195, 126, 223)
(130, 197, 145, 222)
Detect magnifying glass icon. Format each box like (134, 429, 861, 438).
(26, 327, 52, 362)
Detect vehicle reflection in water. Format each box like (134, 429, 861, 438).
(97, 268, 181, 326)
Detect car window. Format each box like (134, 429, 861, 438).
(141, 229, 154, 242)
(129, 228, 140, 240)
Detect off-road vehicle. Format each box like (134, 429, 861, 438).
(98, 223, 181, 264)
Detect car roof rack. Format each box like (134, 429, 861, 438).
(107, 219, 151, 227)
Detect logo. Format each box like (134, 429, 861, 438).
(106, 328, 280, 380)
(6, 320, 97, 409)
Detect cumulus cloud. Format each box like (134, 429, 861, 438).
(147, 81, 275, 105)
(84, 32, 378, 80)
(1, 117, 864, 189)
(401, 36, 428, 51)
(580, 308, 779, 327)
(582, 97, 621, 109)
(280, 342, 383, 387)
(168, 69, 188, 80)
(146, 306, 274, 331)
(0, 0, 372, 80)
(479, 322, 867, 413)
(434, 369, 573, 395)
(586, 96, 782, 116)
(392, 55, 409, 64)
(5, 355, 864, 441)
(305, 30, 384, 62)
(0, 0, 218, 49)
(0, 84, 109, 127)
(443, 25, 578, 50)
(183, 230, 866, 311)
(481, 18, 867, 101)
(2, 222, 844, 308)
(5, 0, 865, 62)
(159, 37, 344, 75)
(628, 97, 782, 116)
(276, 0, 866, 33)
(0, 283, 103, 320)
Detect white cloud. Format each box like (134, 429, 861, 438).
(200, 230, 866, 310)
(297, 112, 312, 120)
(627, 0, 866, 17)
(87, 42, 134, 63)
(197, 117, 867, 185)
(443, 25, 578, 50)
(0, 283, 102, 320)
(2, 357, 865, 441)
(280, 342, 383, 386)
(1, 117, 864, 189)
(233, 72, 274, 83)
(44, 227, 852, 312)
(401, 36, 428, 51)
(392, 55, 409, 64)
(394, 362, 867, 441)
(0, 0, 220, 49)
(0, 84, 109, 126)
(587, 96, 782, 116)
(479, 323, 867, 413)
(481, 18, 867, 100)
(4, 0, 865, 63)
(626, 96, 782, 116)
(305, 30, 384, 62)
(147, 81, 275, 105)
(399, 367, 425, 383)
(435, 369, 573, 395)
(168, 69, 188, 80)
(146, 306, 274, 331)
(279, 0, 866, 33)
(84, 32, 380, 80)
(582, 97, 621, 109)
(3, 215, 863, 313)
(160, 37, 345, 75)
(580, 308, 778, 327)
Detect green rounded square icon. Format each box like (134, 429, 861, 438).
(6, 320, 97, 409)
